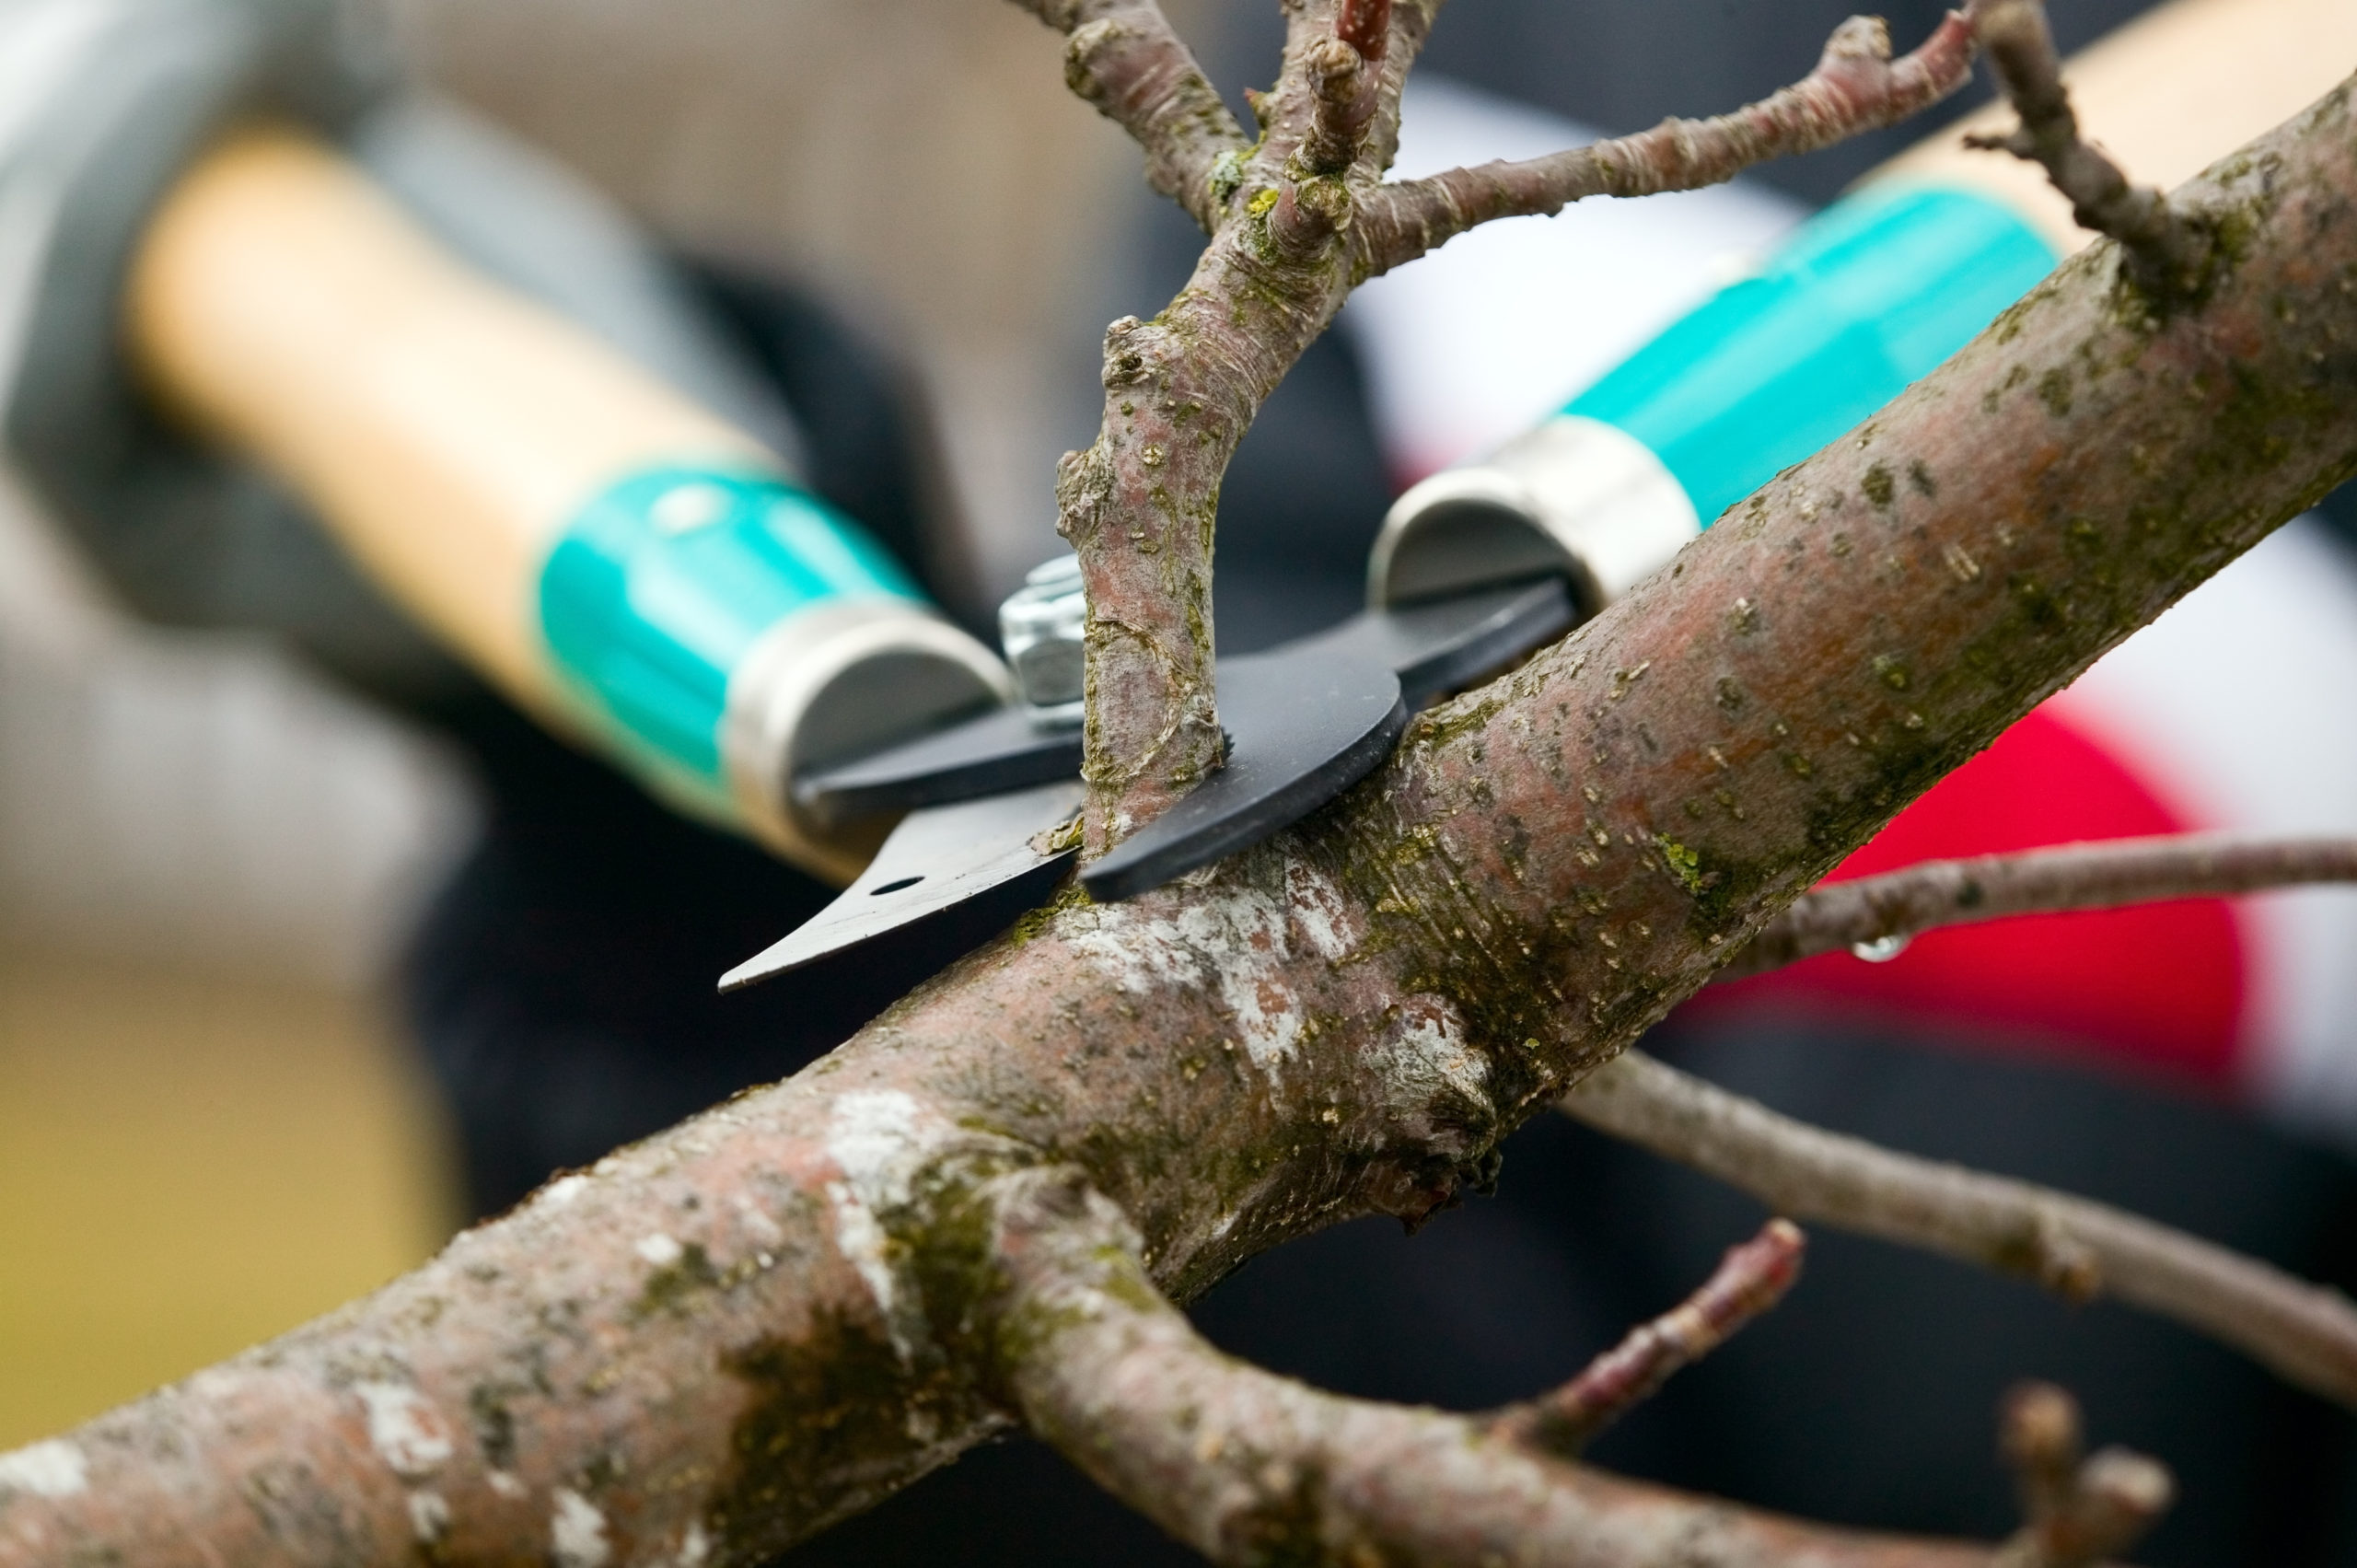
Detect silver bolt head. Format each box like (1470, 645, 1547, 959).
(1000, 552, 1086, 728)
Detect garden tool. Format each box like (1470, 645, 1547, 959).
(719, 0, 2357, 993)
(0, 0, 1010, 886)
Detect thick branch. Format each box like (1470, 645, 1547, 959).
(1720, 831, 2357, 981)
(8, 67, 2357, 1568)
(1014, 0, 1248, 230)
(1963, 0, 2210, 296)
(1489, 1219, 1805, 1456)
(1358, 14, 1977, 275)
(995, 1173, 1988, 1568)
(1563, 1051, 2357, 1410)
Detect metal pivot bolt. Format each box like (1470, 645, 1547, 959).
(999, 552, 1086, 729)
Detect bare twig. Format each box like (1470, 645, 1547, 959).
(1357, 13, 1977, 275)
(995, 1172, 1991, 1568)
(1718, 831, 2357, 981)
(1991, 1384, 2172, 1568)
(1962, 0, 2210, 296)
(1563, 1051, 2357, 1411)
(1013, 0, 1249, 230)
(1489, 1219, 1807, 1457)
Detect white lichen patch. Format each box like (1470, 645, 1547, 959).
(355, 1381, 454, 1481)
(407, 1491, 451, 1544)
(488, 1469, 528, 1499)
(733, 1195, 785, 1247)
(0, 1439, 87, 1498)
(823, 1089, 955, 1363)
(1367, 997, 1491, 1114)
(635, 1233, 685, 1268)
(673, 1521, 712, 1568)
(1066, 857, 1361, 1081)
(540, 1174, 589, 1207)
(551, 1487, 610, 1568)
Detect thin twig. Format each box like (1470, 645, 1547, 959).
(994, 1171, 1992, 1567)
(1962, 0, 2210, 296)
(1718, 831, 2357, 981)
(1011, 0, 1249, 230)
(1991, 1384, 2172, 1568)
(1488, 1219, 1806, 1456)
(1356, 13, 1977, 276)
(1562, 1051, 2357, 1411)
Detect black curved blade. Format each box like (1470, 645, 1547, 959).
(1080, 648, 1404, 902)
(1296, 576, 1572, 707)
(790, 577, 1571, 826)
(793, 703, 1081, 829)
(719, 780, 1085, 993)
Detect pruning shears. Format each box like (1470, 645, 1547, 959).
(719, 548, 1589, 993)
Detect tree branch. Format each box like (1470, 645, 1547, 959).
(8, 61, 2357, 1568)
(1013, 0, 1249, 231)
(995, 1173, 1990, 1567)
(1357, 13, 1978, 276)
(1718, 831, 2357, 981)
(1488, 1219, 1806, 1457)
(1962, 0, 2211, 297)
(1992, 1383, 2171, 1568)
(1299, 0, 1389, 175)
(1562, 1051, 2357, 1411)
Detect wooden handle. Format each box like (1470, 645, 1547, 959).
(1877, 0, 2357, 250)
(125, 125, 774, 714)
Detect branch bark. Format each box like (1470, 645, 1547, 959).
(7, 45, 2357, 1568)
(1011, 0, 1249, 231)
(1719, 831, 2357, 981)
(994, 1171, 1989, 1567)
(1562, 1051, 2357, 1410)
(1357, 14, 1978, 277)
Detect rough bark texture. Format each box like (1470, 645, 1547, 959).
(7, 39, 2357, 1568)
(1016, 0, 1249, 231)
(1059, 0, 1442, 853)
(994, 1173, 1988, 1566)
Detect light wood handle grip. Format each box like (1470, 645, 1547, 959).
(1878, 0, 2357, 250)
(125, 125, 774, 714)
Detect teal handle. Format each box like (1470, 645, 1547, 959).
(539, 466, 923, 805)
(1567, 184, 2061, 528)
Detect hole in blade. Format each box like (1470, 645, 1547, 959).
(870, 875, 925, 896)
